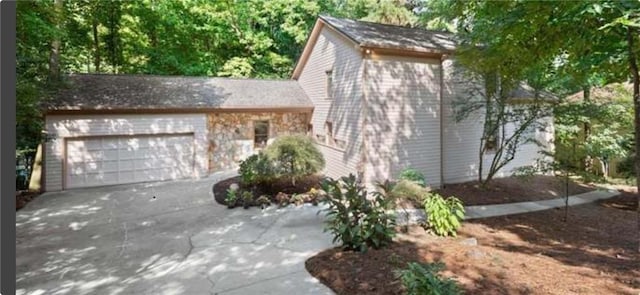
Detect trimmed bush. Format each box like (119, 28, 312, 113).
(423, 193, 465, 237)
(238, 153, 274, 186)
(264, 135, 325, 183)
(396, 262, 462, 295)
(321, 174, 396, 252)
(399, 167, 427, 187)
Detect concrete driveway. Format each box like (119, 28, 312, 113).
(16, 172, 335, 295)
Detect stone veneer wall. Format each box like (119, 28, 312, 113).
(207, 112, 310, 172)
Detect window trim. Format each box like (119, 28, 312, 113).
(325, 69, 333, 100)
(253, 120, 270, 149)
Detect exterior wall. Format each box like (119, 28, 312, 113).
(206, 112, 309, 171)
(363, 55, 443, 187)
(297, 26, 365, 179)
(44, 113, 208, 191)
(441, 58, 554, 184)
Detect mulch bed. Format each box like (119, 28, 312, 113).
(435, 175, 597, 206)
(599, 186, 638, 211)
(16, 191, 40, 210)
(306, 199, 640, 294)
(212, 174, 322, 207)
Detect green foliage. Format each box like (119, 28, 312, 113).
(264, 135, 325, 183)
(238, 153, 274, 186)
(225, 188, 238, 207)
(321, 174, 396, 252)
(256, 195, 271, 209)
(423, 194, 465, 237)
(399, 168, 427, 187)
(396, 262, 462, 295)
(390, 179, 430, 205)
(554, 92, 634, 176)
(241, 190, 254, 208)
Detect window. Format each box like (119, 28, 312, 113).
(326, 69, 333, 99)
(254, 120, 269, 148)
(325, 121, 335, 146)
(485, 126, 500, 151)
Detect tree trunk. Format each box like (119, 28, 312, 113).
(626, 27, 640, 253)
(48, 0, 63, 83)
(583, 86, 592, 172)
(93, 19, 100, 72)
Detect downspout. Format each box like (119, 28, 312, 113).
(360, 49, 370, 184)
(439, 55, 446, 188)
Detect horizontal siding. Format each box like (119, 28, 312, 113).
(364, 56, 442, 187)
(44, 114, 208, 191)
(298, 26, 364, 179)
(316, 143, 361, 180)
(441, 58, 554, 184)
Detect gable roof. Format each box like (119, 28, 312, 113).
(319, 15, 457, 53)
(292, 15, 456, 79)
(45, 74, 313, 114)
(565, 82, 633, 103)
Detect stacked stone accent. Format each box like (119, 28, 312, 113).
(207, 112, 309, 172)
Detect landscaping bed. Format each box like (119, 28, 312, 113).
(435, 175, 597, 206)
(16, 190, 40, 210)
(306, 199, 640, 294)
(213, 174, 323, 208)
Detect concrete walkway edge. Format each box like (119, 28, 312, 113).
(394, 189, 620, 224)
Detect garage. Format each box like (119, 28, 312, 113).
(65, 134, 195, 189)
(42, 74, 313, 191)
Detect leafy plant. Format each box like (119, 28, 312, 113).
(321, 174, 396, 252)
(264, 135, 325, 184)
(238, 153, 274, 186)
(241, 191, 254, 209)
(423, 194, 465, 237)
(290, 193, 305, 206)
(399, 168, 427, 187)
(225, 188, 238, 208)
(256, 195, 271, 209)
(396, 262, 462, 295)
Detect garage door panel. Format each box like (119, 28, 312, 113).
(65, 134, 194, 189)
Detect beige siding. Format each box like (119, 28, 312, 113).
(441, 58, 554, 184)
(297, 27, 365, 179)
(363, 55, 442, 187)
(44, 114, 208, 191)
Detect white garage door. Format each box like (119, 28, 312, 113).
(65, 134, 195, 189)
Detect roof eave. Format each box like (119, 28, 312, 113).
(44, 106, 315, 116)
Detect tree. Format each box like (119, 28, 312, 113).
(426, 0, 640, 251)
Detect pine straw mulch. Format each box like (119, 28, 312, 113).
(306, 197, 640, 295)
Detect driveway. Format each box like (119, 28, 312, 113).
(16, 172, 335, 295)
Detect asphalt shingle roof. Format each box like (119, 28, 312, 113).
(319, 15, 457, 53)
(46, 74, 313, 111)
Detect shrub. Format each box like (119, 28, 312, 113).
(264, 135, 325, 184)
(256, 195, 271, 209)
(423, 194, 465, 237)
(225, 188, 238, 208)
(321, 174, 396, 252)
(238, 153, 273, 186)
(390, 179, 430, 205)
(241, 191, 254, 209)
(399, 168, 427, 187)
(396, 262, 462, 295)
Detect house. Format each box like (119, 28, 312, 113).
(42, 15, 553, 191)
